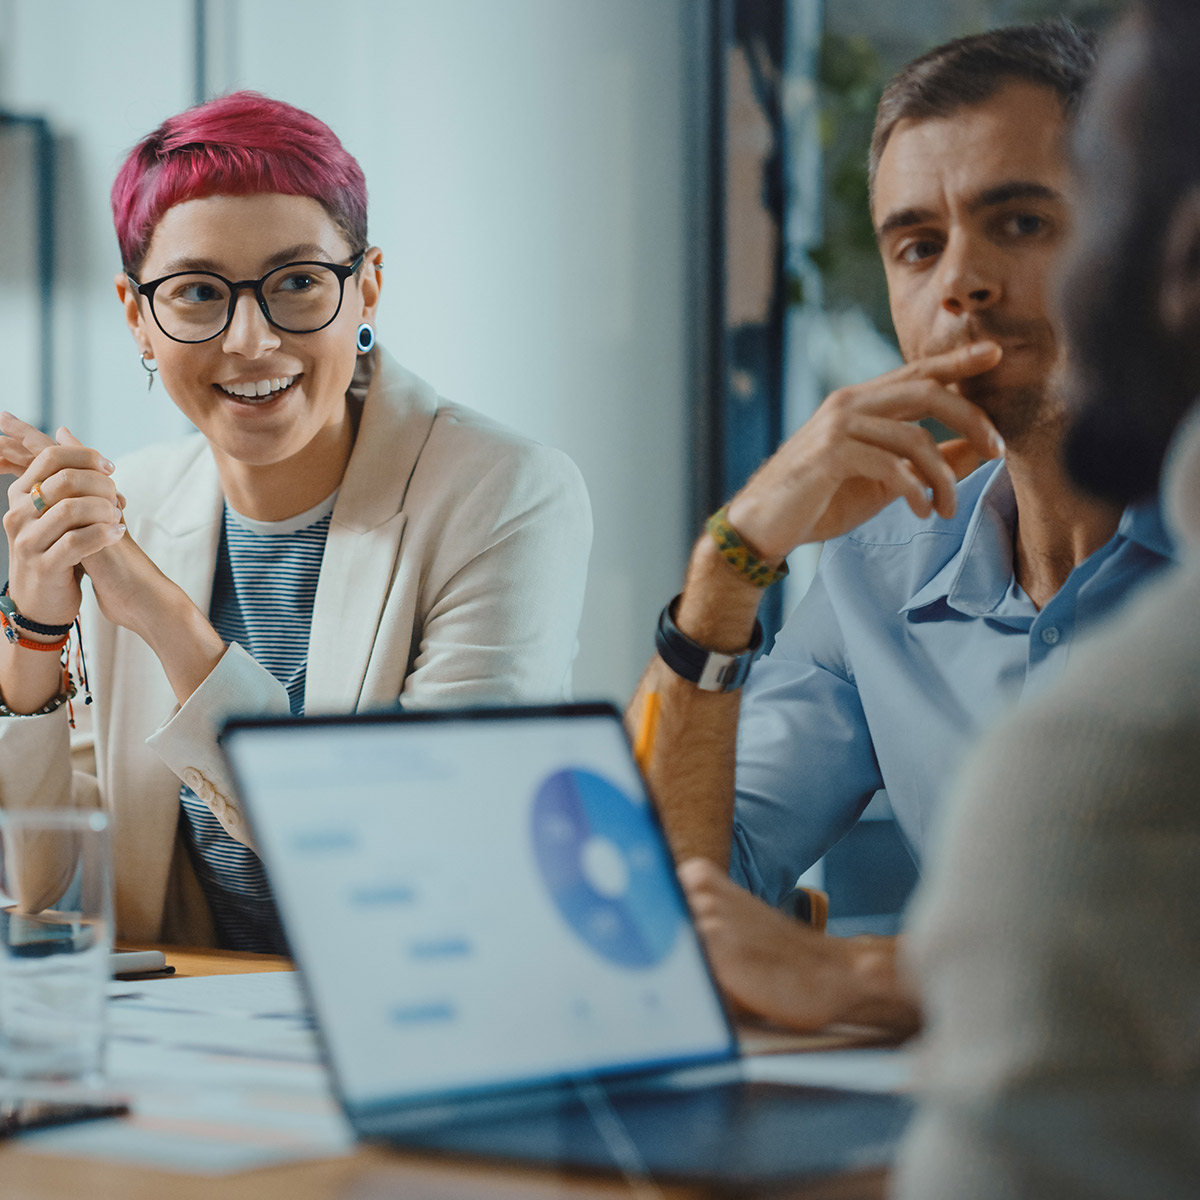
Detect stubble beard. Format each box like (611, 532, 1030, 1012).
(958, 369, 1066, 453)
(926, 312, 1064, 452)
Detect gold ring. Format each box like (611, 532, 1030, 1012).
(30, 483, 46, 515)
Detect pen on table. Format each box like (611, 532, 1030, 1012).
(633, 691, 661, 777)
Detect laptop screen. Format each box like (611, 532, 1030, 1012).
(223, 706, 735, 1115)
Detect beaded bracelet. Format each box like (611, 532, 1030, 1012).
(0, 677, 76, 718)
(0, 613, 91, 726)
(705, 505, 790, 588)
(0, 582, 74, 638)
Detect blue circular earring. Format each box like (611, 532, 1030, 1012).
(356, 322, 376, 354)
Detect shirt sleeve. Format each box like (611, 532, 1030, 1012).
(0, 707, 102, 816)
(731, 546, 884, 902)
(399, 442, 593, 708)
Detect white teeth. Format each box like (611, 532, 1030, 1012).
(219, 375, 295, 400)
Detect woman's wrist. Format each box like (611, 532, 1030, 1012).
(132, 585, 227, 706)
(0, 639, 69, 715)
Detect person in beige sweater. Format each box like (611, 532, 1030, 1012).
(896, 2, 1200, 1193)
(0, 92, 591, 948)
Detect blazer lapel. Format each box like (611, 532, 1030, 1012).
(305, 350, 439, 710)
(144, 443, 224, 611)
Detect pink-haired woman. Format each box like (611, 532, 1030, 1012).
(0, 93, 591, 951)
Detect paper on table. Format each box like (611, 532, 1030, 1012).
(18, 1039, 353, 1173)
(17, 971, 352, 1174)
(107, 970, 305, 1018)
(741, 1047, 913, 1094)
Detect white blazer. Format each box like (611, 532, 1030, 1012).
(0, 350, 592, 944)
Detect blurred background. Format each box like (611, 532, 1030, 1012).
(0, 0, 1123, 920)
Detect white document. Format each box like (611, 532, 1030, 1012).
(742, 1047, 913, 1094)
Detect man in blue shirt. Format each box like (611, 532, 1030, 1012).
(634, 20, 1175, 1033)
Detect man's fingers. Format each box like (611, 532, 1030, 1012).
(899, 340, 1003, 384)
(837, 441, 941, 521)
(854, 377, 1004, 463)
(846, 414, 959, 516)
(938, 437, 988, 481)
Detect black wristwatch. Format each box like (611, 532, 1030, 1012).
(654, 595, 763, 693)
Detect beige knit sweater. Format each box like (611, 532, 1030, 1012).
(894, 404, 1200, 1199)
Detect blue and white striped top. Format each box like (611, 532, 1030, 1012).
(179, 492, 336, 953)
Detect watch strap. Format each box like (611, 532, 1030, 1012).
(654, 595, 762, 692)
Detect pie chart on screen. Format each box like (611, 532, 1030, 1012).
(531, 768, 682, 969)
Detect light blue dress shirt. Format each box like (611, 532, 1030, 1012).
(730, 460, 1175, 903)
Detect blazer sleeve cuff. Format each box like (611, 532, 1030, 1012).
(146, 642, 290, 846)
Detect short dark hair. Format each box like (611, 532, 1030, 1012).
(869, 19, 1098, 199)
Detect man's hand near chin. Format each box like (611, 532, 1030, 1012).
(677, 858, 921, 1036)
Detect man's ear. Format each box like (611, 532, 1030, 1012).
(1159, 186, 1200, 338)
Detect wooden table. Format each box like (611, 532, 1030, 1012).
(1, 947, 890, 1200)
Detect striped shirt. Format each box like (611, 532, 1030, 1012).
(179, 492, 336, 953)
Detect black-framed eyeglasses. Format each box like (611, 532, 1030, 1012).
(128, 251, 365, 344)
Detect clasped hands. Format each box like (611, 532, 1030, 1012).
(0, 411, 161, 635)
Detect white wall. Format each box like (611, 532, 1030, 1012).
(0, 0, 700, 701)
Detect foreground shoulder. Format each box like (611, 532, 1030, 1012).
(944, 564, 1200, 855)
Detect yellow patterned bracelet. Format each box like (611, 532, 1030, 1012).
(705, 505, 789, 588)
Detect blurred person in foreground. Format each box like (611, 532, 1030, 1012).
(635, 20, 1175, 1034)
(896, 2, 1200, 1194)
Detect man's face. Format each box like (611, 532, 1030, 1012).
(873, 81, 1072, 447)
(1056, 15, 1192, 503)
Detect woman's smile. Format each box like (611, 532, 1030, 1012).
(216, 374, 299, 402)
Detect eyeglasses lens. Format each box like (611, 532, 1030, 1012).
(152, 263, 344, 340)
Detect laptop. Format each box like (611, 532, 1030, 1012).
(220, 703, 911, 1190)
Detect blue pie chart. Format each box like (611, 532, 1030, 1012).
(531, 768, 682, 969)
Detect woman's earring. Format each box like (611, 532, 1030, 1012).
(140, 351, 158, 393)
(355, 322, 376, 354)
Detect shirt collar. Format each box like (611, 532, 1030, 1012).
(899, 457, 1176, 621)
(901, 461, 1019, 619)
(1117, 494, 1174, 561)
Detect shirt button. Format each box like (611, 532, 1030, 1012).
(1041, 626, 1061, 645)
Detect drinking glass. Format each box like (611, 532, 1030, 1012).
(0, 810, 112, 1088)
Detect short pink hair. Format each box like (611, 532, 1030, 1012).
(111, 90, 368, 272)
